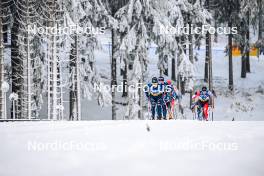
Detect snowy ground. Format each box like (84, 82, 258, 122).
(1, 120, 264, 176)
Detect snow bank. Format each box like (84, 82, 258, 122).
(1, 120, 264, 176)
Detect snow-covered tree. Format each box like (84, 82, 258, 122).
(213, 0, 241, 91)
(257, 0, 263, 41)
(158, 0, 210, 93)
(0, 1, 5, 118)
(64, 0, 113, 120)
(115, 0, 156, 119)
(6, 0, 44, 119)
(239, 0, 259, 76)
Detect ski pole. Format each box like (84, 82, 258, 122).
(208, 106, 210, 121)
(193, 108, 196, 120)
(173, 100, 177, 120)
(211, 107, 214, 121)
(192, 105, 196, 120)
(195, 107, 197, 120)
(163, 98, 168, 120)
(192, 104, 196, 120)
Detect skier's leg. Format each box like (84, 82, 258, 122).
(166, 102, 172, 119)
(203, 103, 209, 121)
(166, 102, 170, 110)
(150, 98, 156, 120)
(171, 99, 175, 112)
(170, 100, 175, 119)
(193, 106, 197, 120)
(158, 98, 166, 120)
(157, 100, 162, 120)
(162, 101, 167, 119)
(197, 105, 202, 120)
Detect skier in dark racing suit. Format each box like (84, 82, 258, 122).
(145, 77, 164, 120)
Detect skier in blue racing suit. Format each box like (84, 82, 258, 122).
(145, 77, 164, 120)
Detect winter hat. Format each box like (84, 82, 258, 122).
(152, 77, 158, 84)
(167, 80, 172, 85)
(158, 76, 164, 82)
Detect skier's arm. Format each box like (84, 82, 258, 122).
(172, 89, 177, 100)
(191, 98, 199, 110)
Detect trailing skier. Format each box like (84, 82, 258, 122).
(191, 86, 214, 121)
(191, 90, 200, 120)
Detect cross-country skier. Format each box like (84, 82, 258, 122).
(144, 77, 163, 120)
(192, 86, 214, 121)
(158, 76, 167, 120)
(163, 80, 177, 119)
(191, 90, 200, 119)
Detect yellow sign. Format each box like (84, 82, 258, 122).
(232, 46, 259, 57)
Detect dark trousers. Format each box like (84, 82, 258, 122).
(150, 96, 163, 119)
